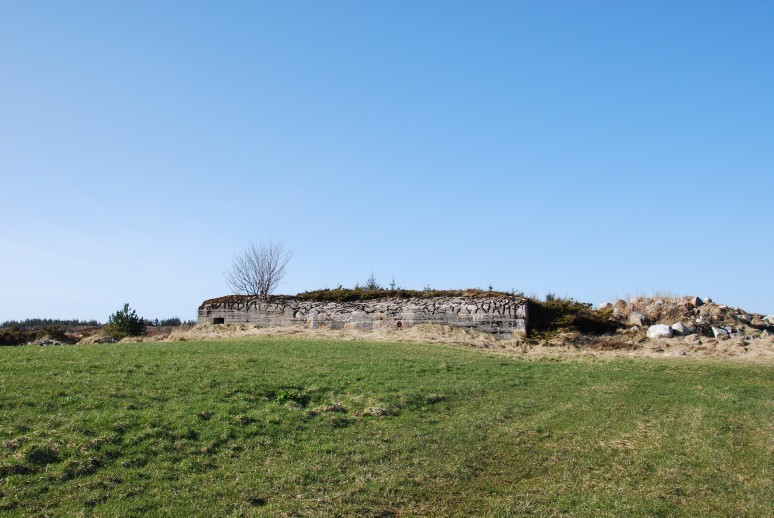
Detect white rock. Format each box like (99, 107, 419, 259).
(712, 326, 730, 338)
(763, 315, 774, 324)
(671, 322, 694, 336)
(647, 324, 674, 339)
(598, 302, 613, 310)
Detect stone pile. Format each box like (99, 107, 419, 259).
(605, 295, 773, 343)
(27, 338, 69, 346)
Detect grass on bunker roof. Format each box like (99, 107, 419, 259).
(0, 338, 772, 516)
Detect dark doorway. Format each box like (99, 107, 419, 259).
(213, 318, 225, 324)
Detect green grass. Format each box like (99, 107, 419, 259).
(0, 339, 772, 516)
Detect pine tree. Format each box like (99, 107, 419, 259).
(105, 303, 146, 339)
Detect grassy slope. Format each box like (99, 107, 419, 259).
(0, 339, 771, 517)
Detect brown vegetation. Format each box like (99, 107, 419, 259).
(201, 288, 519, 308)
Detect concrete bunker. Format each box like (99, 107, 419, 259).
(198, 295, 528, 336)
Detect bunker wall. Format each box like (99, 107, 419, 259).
(198, 296, 528, 336)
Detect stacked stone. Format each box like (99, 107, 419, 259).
(199, 295, 528, 336)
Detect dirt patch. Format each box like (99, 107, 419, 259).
(587, 339, 637, 351)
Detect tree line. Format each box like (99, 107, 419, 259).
(0, 318, 100, 330)
(1, 316, 194, 330)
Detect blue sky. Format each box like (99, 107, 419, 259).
(2, 1, 773, 321)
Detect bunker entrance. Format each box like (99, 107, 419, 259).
(213, 318, 225, 324)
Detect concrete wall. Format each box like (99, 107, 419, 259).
(198, 296, 528, 336)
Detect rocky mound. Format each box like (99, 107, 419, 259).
(26, 335, 74, 346)
(558, 296, 774, 361)
(601, 296, 773, 339)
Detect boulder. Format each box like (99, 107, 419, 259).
(598, 302, 613, 310)
(647, 324, 674, 339)
(763, 315, 774, 325)
(690, 296, 704, 307)
(671, 322, 694, 336)
(712, 326, 731, 338)
(628, 312, 650, 326)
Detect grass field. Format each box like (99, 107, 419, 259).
(0, 338, 772, 516)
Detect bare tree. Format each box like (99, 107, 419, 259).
(225, 240, 292, 296)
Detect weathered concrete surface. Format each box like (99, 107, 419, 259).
(198, 296, 528, 336)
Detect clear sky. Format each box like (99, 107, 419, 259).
(2, 1, 773, 322)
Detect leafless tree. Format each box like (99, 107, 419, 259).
(225, 240, 292, 296)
